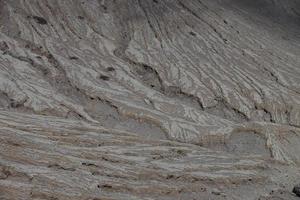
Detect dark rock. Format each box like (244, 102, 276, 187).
(0, 41, 9, 52)
(293, 185, 300, 197)
(106, 67, 115, 72)
(99, 75, 110, 81)
(32, 16, 48, 25)
(69, 56, 79, 60)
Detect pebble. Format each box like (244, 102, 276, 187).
(212, 188, 221, 195)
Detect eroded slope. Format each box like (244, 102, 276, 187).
(0, 0, 300, 199)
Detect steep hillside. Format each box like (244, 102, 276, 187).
(0, 0, 300, 199)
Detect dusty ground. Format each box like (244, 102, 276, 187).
(0, 0, 300, 199)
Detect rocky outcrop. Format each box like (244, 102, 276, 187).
(0, 0, 300, 199)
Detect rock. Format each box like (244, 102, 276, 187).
(293, 185, 300, 197)
(212, 188, 222, 196)
(30, 15, 48, 25)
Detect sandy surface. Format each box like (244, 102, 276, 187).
(0, 0, 300, 199)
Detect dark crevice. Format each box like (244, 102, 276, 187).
(206, 97, 249, 122)
(82, 162, 99, 167)
(27, 15, 48, 25)
(47, 164, 76, 171)
(262, 108, 275, 123)
(163, 85, 204, 109)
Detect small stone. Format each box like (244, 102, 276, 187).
(32, 16, 48, 25)
(99, 75, 110, 81)
(144, 98, 151, 105)
(212, 188, 221, 195)
(0, 41, 9, 52)
(293, 185, 300, 197)
(106, 67, 115, 72)
(69, 56, 79, 60)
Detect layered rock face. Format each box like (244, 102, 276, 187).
(0, 0, 300, 199)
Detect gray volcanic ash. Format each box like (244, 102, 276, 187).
(0, 0, 300, 199)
